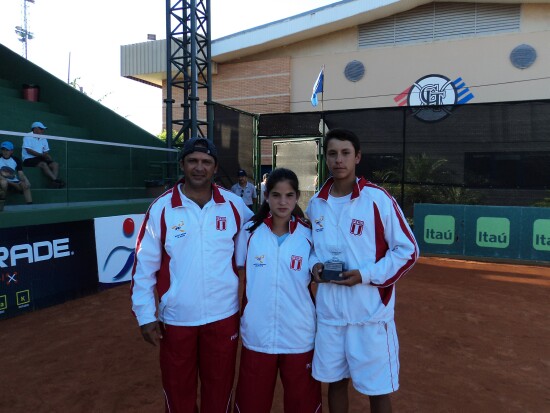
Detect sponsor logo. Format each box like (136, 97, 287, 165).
(0, 271, 18, 286)
(253, 255, 266, 267)
(476, 217, 510, 248)
(216, 216, 227, 231)
(290, 255, 303, 271)
(102, 218, 136, 282)
(394, 74, 475, 122)
(230, 332, 239, 341)
(424, 215, 455, 245)
(314, 216, 324, 232)
(95, 215, 144, 284)
(172, 220, 187, 238)
(350, 219, 364, 236)
(16, 289, 30, 308)
(0, 238, 71, 269)
(533, 219, 550, 252)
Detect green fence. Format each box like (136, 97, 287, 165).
(414, 204, 550, 262)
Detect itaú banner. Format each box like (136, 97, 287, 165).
(94, 214, 144, 284)
(0, 220, 98, 319)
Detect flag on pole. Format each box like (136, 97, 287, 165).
(311, 66, 324, 107)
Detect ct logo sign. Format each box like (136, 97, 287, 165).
(408, 74, 457, 122)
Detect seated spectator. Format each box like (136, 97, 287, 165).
(22, 121, 65, 188)
(0, 141, 32, 210)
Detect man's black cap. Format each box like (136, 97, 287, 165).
(179, 137, 218, 162)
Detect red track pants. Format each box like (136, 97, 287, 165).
(159, 313, 239, 413)
(234, 346, 322, 413)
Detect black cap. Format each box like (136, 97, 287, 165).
(238, 169, 247, 177)
(179, 137, 217, 162)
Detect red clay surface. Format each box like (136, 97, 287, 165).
(1, 256, 549, 412)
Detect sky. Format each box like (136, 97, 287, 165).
(0, 0, 338, 136)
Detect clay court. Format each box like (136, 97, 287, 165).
(1, 256, 548, 413)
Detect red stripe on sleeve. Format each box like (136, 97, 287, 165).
(130, 209, 151, 292)
(229, 200, 242, 278)
(155, 207, 171, 299)
(373, 203, 389, 262)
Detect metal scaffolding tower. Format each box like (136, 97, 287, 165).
(15, 0, 35, 59)
(165, 0, 213, 149)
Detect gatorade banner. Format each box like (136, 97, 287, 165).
(94, 214, 144, 285)
(0, 220, 98, 320)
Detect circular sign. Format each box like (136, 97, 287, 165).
(408, 74, 457, 122)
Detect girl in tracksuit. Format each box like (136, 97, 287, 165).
(234, 168, 322, 413)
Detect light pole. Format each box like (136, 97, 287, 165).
(14, 0, 35, 59)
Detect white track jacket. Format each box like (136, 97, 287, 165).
(306, 177, 419, 326)
(235, 216, 316, 354)
(131, 180, 253, 327)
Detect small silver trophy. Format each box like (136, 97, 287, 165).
(322, 245, 346, 282)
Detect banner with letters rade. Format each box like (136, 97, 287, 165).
(0, 220, 98, 320)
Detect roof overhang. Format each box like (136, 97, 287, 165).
(121, 0, 548, 86)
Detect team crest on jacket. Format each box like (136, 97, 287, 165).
(314, 216, 324, 232)
(290, 255, 303, 271)
(216, 216, 227, 231)
(172, 220, 187, 238)
(350, 219, 364, 236)
(254, 255, 266, 267)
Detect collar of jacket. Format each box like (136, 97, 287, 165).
(262, 213, 301, 234)
(316, 176, 368, 201)
(170, 178, 226, 208)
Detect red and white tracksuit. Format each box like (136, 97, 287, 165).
(234, 216, 322, 413)
(131, 180, 253, 413)
(306, 176, 418, 395)
(306, 177, 419, 325)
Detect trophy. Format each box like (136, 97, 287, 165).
(322, 245, 346, 282)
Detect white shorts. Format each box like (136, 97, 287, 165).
(312, 320, 400, 396)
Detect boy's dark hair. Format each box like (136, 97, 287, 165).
(248, 168, 304, 233)
(324, 128, 361, 155)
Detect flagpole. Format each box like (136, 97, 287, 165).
(320, 64, 325, 112)
(320, 65, 326, 187)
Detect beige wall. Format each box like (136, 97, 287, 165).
(211, 4, 550, 115)
(161, 3, 550, 165)
(522, 3, 550, 31)
(290, 29, 550, 112)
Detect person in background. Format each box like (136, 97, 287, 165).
(230, 169, 257, 209)
(0, 141, 32, 209)
(22, 121, 65, 188)
(259, 172, 269, 204)
(131, 137, 253, 413)
(307, 128, 419, 413)
(234, 168, 322, 413)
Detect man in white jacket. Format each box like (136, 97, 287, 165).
(131, 137, 253, 413)
(307, 128, 419, 413)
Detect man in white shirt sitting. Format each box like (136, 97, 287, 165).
(22, 121, 65, 188)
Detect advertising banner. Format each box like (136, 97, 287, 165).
(414, 204, 550, 262)
(414, 204, 465, 256)
(94, 214, 144, 285)
(0, 220, 98, 320)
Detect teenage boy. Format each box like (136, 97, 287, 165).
(0, 141, 32, 208)
(306, 128, 419, 413)
(131, 137, 253, 413)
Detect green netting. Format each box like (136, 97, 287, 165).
(256, 100, 550, 216)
